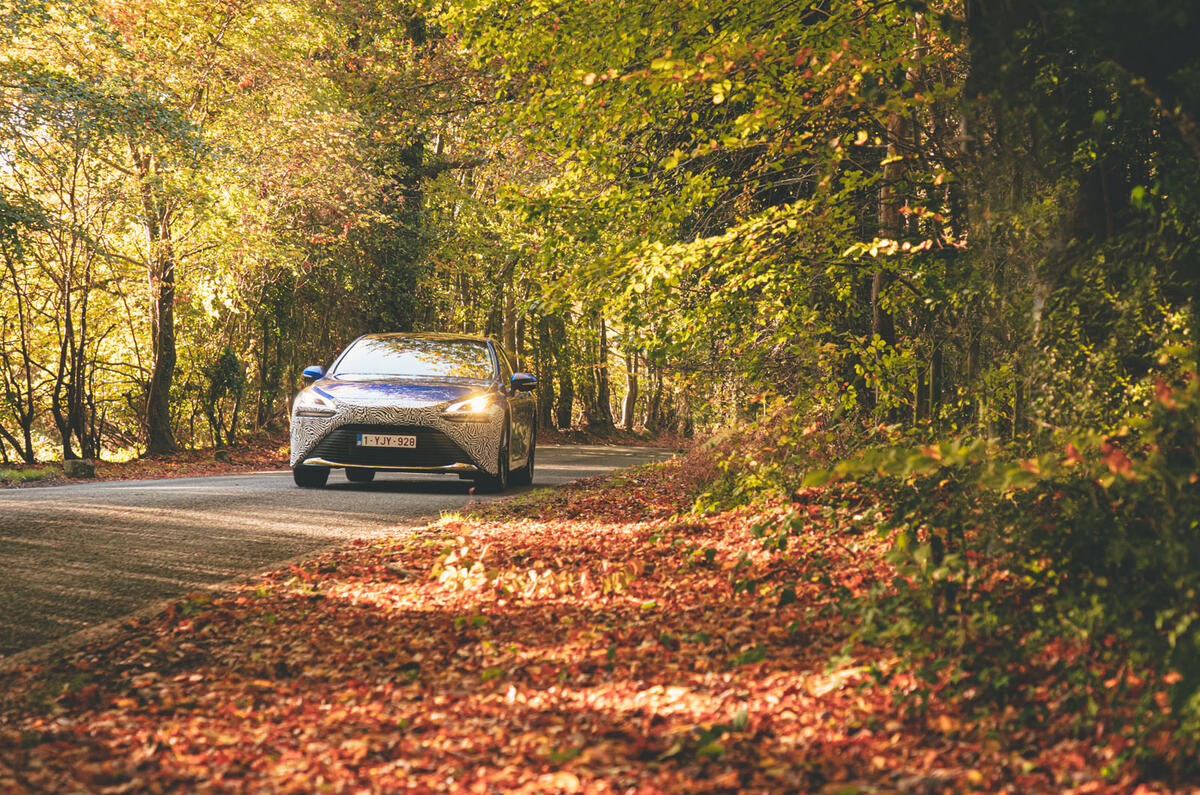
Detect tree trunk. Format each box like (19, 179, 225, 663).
(1012, 361, 1025, 439)
(515, 312, 526, 371)
(675, 398, 693, 438)
(458, 270, 474, 334)
(556, 369, 574, 429)
(135, 146, 178, 455)
(550, 314, 573, 430)
(0, 250, 37, 463)
(929, 345, 943, 426)
(535, 316, 555, 430)
(145, 250, 177, 454)
(255, 312, 272, 429)
(874, 110, 906, 348)
(966, 328, 981, 428)
(50, 276, 77, 460)
(577, 349, 597, 428)
(620, 349, 638, 430)
(913, 362, 928, 422)
(869, 272, 896, 347)
(501, 255, 517, 361)
(872, 110, 907, 413)
(71, 271, 93, 457)
(229, 387, 242, 443)
(590, 313, 615, 430)
(645, 362, 664, 432)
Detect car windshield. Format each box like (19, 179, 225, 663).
(333, 338, 494, 380)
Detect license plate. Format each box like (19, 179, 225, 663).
(356, 433, 417, 449)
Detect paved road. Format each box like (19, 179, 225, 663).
(0, 445, 673, 659)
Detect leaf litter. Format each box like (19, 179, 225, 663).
(0, 458, 1189, 793)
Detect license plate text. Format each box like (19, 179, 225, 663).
(357, 433, 417, 448)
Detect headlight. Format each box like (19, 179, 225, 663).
(293, 388, 336, 418)
(442, 393, 494, 420)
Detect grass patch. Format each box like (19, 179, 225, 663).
(466, 485, 566, 520)
(0, 466, 56, 485)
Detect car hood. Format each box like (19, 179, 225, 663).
(316, 377, 489, 407)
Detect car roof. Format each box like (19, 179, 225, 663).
(356, 332, 494, 345)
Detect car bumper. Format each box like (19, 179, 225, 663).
(289, 403, 503, 475)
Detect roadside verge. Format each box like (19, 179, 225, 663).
(0, 452, 1186, 792)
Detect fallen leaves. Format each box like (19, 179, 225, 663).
(0, 458, 1190, 792)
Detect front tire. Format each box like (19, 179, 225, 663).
(475, 434, 510, 493)
(293, 464, 330, 488)
(345, 467, 375, 483)
(511, 439, 535, 486)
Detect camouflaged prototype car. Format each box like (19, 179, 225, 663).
(289, 333, 537, 491)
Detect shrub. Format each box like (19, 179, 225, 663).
(818, 372, 1200, 766)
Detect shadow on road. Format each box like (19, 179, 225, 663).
(0, 444, 675, 658)
(322, 478, 477, 495)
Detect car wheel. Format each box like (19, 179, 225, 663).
(475, 434, 510, 493)
(293, 464, 330, 488)
(345, 468, 375, 483)
(511, 439, 535, 486)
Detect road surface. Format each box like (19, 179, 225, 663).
(0, 445, 673, 659)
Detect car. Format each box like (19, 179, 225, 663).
(289, 333, 538, 491)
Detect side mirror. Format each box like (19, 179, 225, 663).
(511, 373, 538, 392)
(302, 365, 326, 380)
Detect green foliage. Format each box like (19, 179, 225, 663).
(200, 347, 245, 447)
(430, 0, 1200, 452)
(441, 0, 940, 406)
(801, 370, 1200, 758)
(686, 331, 1200, 766)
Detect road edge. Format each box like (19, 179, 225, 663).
(0, 517, 434, 675)
(0, 445, 680, 673)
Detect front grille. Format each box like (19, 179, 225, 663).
(309, 424, 470, 468)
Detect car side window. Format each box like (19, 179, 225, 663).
(497, 347, 513, 382)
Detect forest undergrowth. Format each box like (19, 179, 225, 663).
(3, 380, 1198, 792)
(0, 432, 291, 488)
